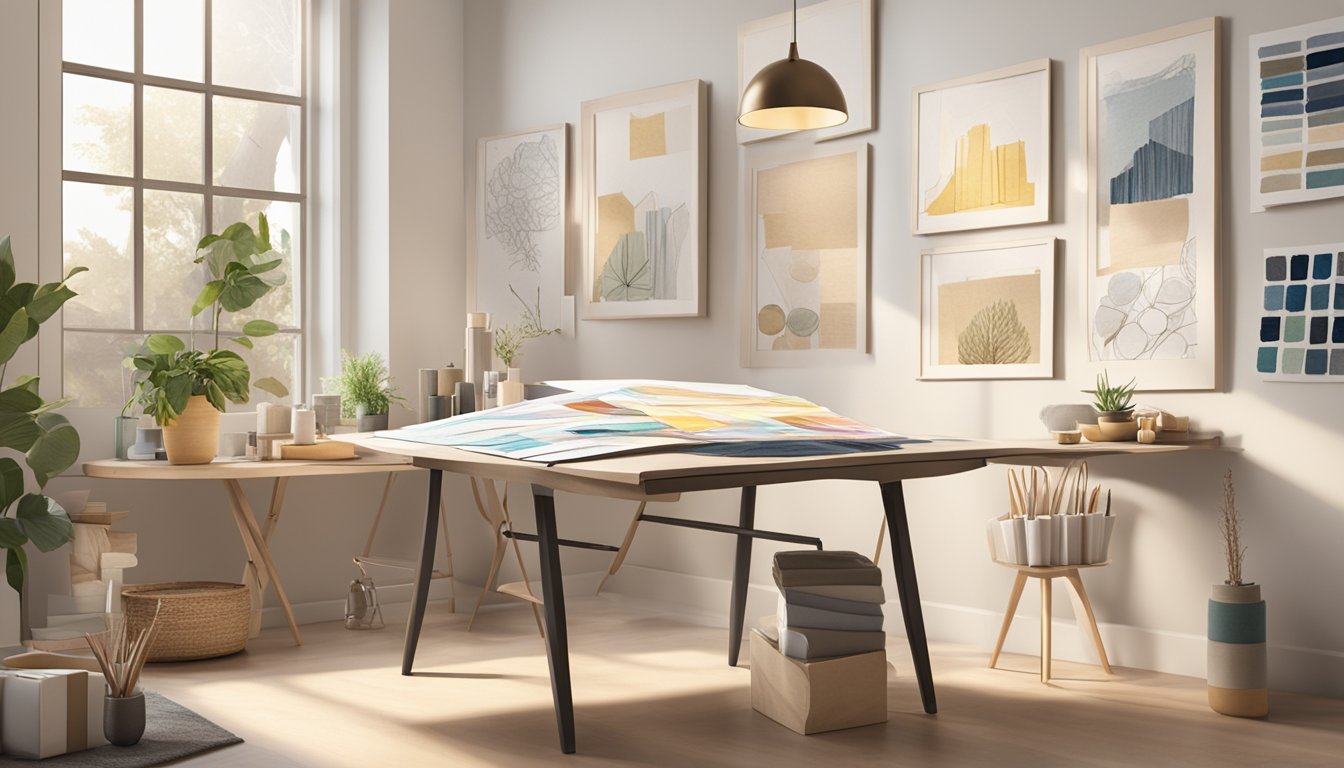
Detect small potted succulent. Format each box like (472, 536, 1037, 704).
(326, 350, 403, 432)
(1085, 370, 1138, 442)
(124, 215, 290, 464)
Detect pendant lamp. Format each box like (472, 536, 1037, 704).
(738, 0, 849, 130)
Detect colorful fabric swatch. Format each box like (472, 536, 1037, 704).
(1256, 243, 1344, 381)
(1250, 16, 1344, 211)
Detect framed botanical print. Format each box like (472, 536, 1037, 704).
(579, 80, 707, 320)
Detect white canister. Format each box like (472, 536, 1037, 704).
(1062, 515, 1083, 565)
(291, 406, 316, 445)
(999, 517, 1027, 565)
(1024, 517, 1052, 567)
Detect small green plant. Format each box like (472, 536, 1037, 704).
(1088, 370, 1136, 414)
(125, 214, 289, 425)
(0, 236, 85, 595)
(493, 286, 559, 368)
(325, 351, 403, 418)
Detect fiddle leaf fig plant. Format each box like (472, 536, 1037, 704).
(126, 214, 290, 426)
(0, 235, 86, 595)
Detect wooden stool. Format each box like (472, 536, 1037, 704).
(988, 561, 1113, 683)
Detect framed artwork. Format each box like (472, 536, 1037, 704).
(736, 0, 873, 145)
(1255, 243, 1344, 381)
(580, 80, 707, 320)
(742, 140, 869, 368)
(1082, 18, 1220, 391)
(1248, 15, 1344, 212)
(912, 58, 1051, 235)
(471, 124, 567, 331)
(920, 238, 1056, 380)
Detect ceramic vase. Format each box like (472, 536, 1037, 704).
(113, 416, 139, 460)
(355, 405, 389, 433)
(162, 395, 220, 465)
(498, 367, 525, 407)
(1207, 583, 1268, 717)
(999, 517, 1027, 565)
(1062, 515, 1083, 565)
(104, 691, 146, 746)
(1024, 517, 1052, 566)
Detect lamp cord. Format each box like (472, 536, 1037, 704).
(793, 0, 797, 44)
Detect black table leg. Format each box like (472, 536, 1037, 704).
(880, 480, 937, 714)
(728, 486, 757, 667)
(533, 485, 576, 754)
(402, 468, 442, 676)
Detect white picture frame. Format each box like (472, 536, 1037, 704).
(1082, 17, 1221, 391)
(579, 80, 707, 320)
(471, 123, 568, 332)
(736, 0, 873, 145)
(912, 58, 1051, 235)
(920, 238, 1056, 381)
(742, 139, 869, 368)
(1247, 15, 1344, 213)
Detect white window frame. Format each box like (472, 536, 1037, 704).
(40, 0, 310, 427)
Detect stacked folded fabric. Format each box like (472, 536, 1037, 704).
(771, 550, 885, 661)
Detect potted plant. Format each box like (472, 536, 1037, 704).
(1086, 370, 1138, 441)
(0, 236, 85, 642)
(1207, 470, 1268, 717)
(326, 351, 402, 432)
(124, 215, 289, 465)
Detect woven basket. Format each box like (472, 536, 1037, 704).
(122, 582, 251, 662)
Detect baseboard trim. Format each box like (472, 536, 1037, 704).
(256, 565, 1343, 698)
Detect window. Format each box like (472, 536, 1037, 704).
(61, 0, 305, 408)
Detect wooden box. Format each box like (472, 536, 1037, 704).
(749, 629, 888, 735)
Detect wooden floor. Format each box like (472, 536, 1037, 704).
(139, 594, 1344, 767)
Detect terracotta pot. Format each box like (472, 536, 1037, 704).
(162, 395, 221, 465)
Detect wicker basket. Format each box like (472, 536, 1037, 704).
(122, 582, 251, 662)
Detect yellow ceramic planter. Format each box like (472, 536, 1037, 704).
(162, 395, 221, 465)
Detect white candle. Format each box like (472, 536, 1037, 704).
(291, 406, 316, 445)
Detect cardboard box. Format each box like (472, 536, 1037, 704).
(749, 629, 888, 735)
(0, 669, 108, 758)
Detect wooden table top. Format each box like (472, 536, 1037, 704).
(343, 434, 1210, 500)
(83, 453, 416, 481)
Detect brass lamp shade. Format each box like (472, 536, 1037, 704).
(738, 42, 848, 130)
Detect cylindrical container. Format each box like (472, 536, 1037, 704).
(1024, 517, 1051, 567)
(417, 368, 438, 423)
(499, 367, 525, 406)
(1208, 583, 1268, 717)
(291, 406, 316, 445)
(256, 402, 276, 435)
(428, 395, 450, 421)
(999, 518, 1027, 565)
(104, 690, 146, 746)
(114, 416, 139, 460)
(465, 314, 492, 412)
(1100, 516, 1117, 561)
(483, 371, 500, 409)
(312, 394, 341, 435)
(1050, 515, 1064, 565)
(258, 402, 291, 434)
(1062, 515, 1083, 565)
(437, 365, 464, 400)
(455, 382, 476, 415)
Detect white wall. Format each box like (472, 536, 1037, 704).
(461, 0, 1344, 697)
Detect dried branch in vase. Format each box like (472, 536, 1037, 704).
(85, 605, 161, 698)
(1219, 469, 1247, 586)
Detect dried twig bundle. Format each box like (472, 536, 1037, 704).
(1219, 469, 1246, 586)
(85, 603, 161, 698)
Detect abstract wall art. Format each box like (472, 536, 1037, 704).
(1249, 15, 1344, 212)
(1082, 18, 1220, 391)
(472, 124, 567, 331)
(737, 0, 873, 144)
(920, 238, 1055, 380)
(1256, 243, 1344, 381)
(743, 140, 869, 368)
(580, 80, 707, 319)
(912, 58, 1051, 234)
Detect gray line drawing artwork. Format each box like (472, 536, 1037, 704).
(1092, 237, 1198, 360)
(484, 134, 561, 271)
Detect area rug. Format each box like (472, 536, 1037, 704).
(0, 691, 242, 767)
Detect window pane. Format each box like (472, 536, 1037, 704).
(229, 333, 298, 409)
(212, 197, 299, 328)
(143, 87, 204, 184)
(143, 191, 206, 330)
(144, 0, 205, 81)
(63, 74, 133, 178)
(213, 97, 301, 193)
(63, 182, 134, 329)
(212, 0, 301, 96)
(64, 332, 147, 408)
(63, 0, 133, 72)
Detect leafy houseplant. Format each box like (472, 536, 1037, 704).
(0, 236, 85, 607)
(1088, 370, 1136, 422)
(125, 215, 289, 464)
(325, 351, 402, 432)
